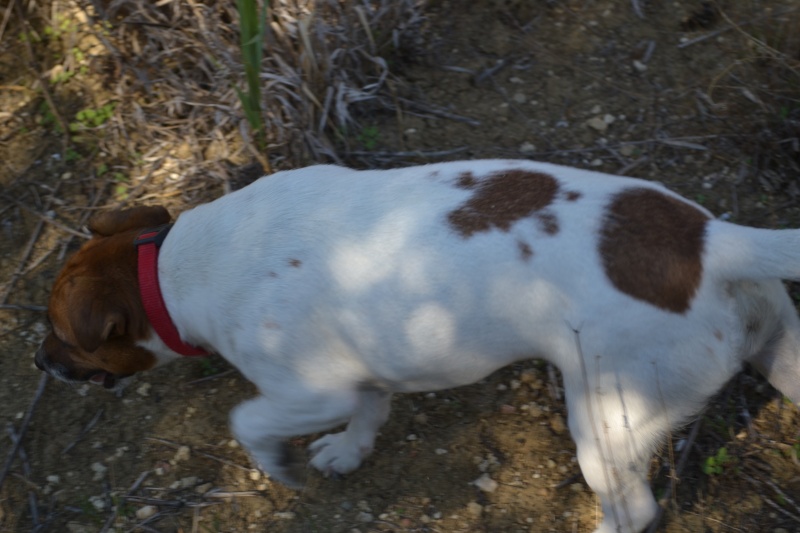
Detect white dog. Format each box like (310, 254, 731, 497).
(35, 160, 800, 533)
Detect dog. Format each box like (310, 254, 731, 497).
(35, 160, 800, 533)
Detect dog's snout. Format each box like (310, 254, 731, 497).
(34, 346, 47, 371)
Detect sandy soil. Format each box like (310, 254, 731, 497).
(2, 1, 800, 532)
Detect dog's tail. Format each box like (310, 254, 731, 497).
(706, 220, 800, 281)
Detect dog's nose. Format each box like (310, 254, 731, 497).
(34, 347, 47, 371)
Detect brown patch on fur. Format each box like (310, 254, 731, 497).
(448, 170, 560, 237)
(517, 240, 533, 262)
(288, 259, 302, 268)
(535, 211, 559, 235)
(88, 206, 170, 236)
(565, 190, 582, 201)
(455, 171, 478, 189)
(599, 187, 709, 314)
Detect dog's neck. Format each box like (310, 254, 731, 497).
(135, 224, 209, 357)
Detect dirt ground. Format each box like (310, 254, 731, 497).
(2, 1, 800, 532)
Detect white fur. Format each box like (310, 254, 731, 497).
(140, 160, 800, 533)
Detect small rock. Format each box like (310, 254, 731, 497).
(195, 482, 213, 494)
(473, 473, 499, 493)
(406, 434, 418, 441)
(179, 476, 199, 489)
(500, 404, 516, 414)
(46, 475, 60, 484)
(466, 502, 483, 517)
(274, 511, 296, 520)
(357, 500, 371, 512)
(228, 439, 240, 448)
(519, 142, 536, 154)
(513, 92, 527, 104)
(340, 501, 354, 511)
(619, 144, 635, 157)
(435, 448, 448, 455)
(90, 462, 107, 481)
(174, 446, 191, 462)
(550, 413, 567, 434)
(89, 495, 106, 511)
(136, 382, 151, 396)
(603, 114, 616, 125)
(519, 370, 537, 384)
(135, 505, 157, 520)
(570, 483, 584, 492)
(546, 459, 557, 469)
(591, 104, 602, 114)
(357, 512, 374, 523)
(413, 413, 428, 424)
(633, 60, 647, 72)
(249, 469, 261, 481)
(586, 116, 608, 132)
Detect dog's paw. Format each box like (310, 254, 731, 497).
(253, 441, 307, 489)
(308, 433, 367, 476)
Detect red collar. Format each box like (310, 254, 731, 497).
(135, 225, 209, 357)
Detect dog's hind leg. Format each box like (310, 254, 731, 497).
(309, 388, 393, 477)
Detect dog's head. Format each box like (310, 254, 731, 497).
(35, 206, 171, 389)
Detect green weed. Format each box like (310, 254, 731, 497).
(70, 103, 116, 132)
(357, 125, 380, 150)
(702, 446, 736, 476)
(235, 0, 268, 154)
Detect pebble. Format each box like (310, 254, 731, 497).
(89, 495, 106, 511)
(174, 446, 191, 462)
(570, 483, 584, 492)
(473, 473, 499, 493)
(357, 512, 374, 522)
(274, 511, 296, 520)
(619, 144, 635, 157)
(466, 502, 483, 517)
(586, 116, 608, 132)
(46, 475, 60, 484)
(135, 505, 157, 520)
(406, 434, 418, 441)
(90, 462, 107, 481)
(249, 469, 261, 481)
(228, 439, 240, 448)
(136, 382, 151, 396)
(435, 448, 448, 455)
(633, 60, 647, 72)
(546, 459, 557, 469)
(179, 476, 198, 489)
(513, 92, 527, 104)
(550, 413, 567, 434)
(519, 369, 537, 383)
(519, 142, 536, 154)
(195, 482, 213, 494)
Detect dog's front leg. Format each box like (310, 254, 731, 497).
(230, 392, 356, 488)
(309, 389, 392, 476)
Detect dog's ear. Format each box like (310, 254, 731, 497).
(58, 277, 140, 352)
(88, 206, 171, 237)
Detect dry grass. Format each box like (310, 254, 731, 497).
(9, 0, 428, 207)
